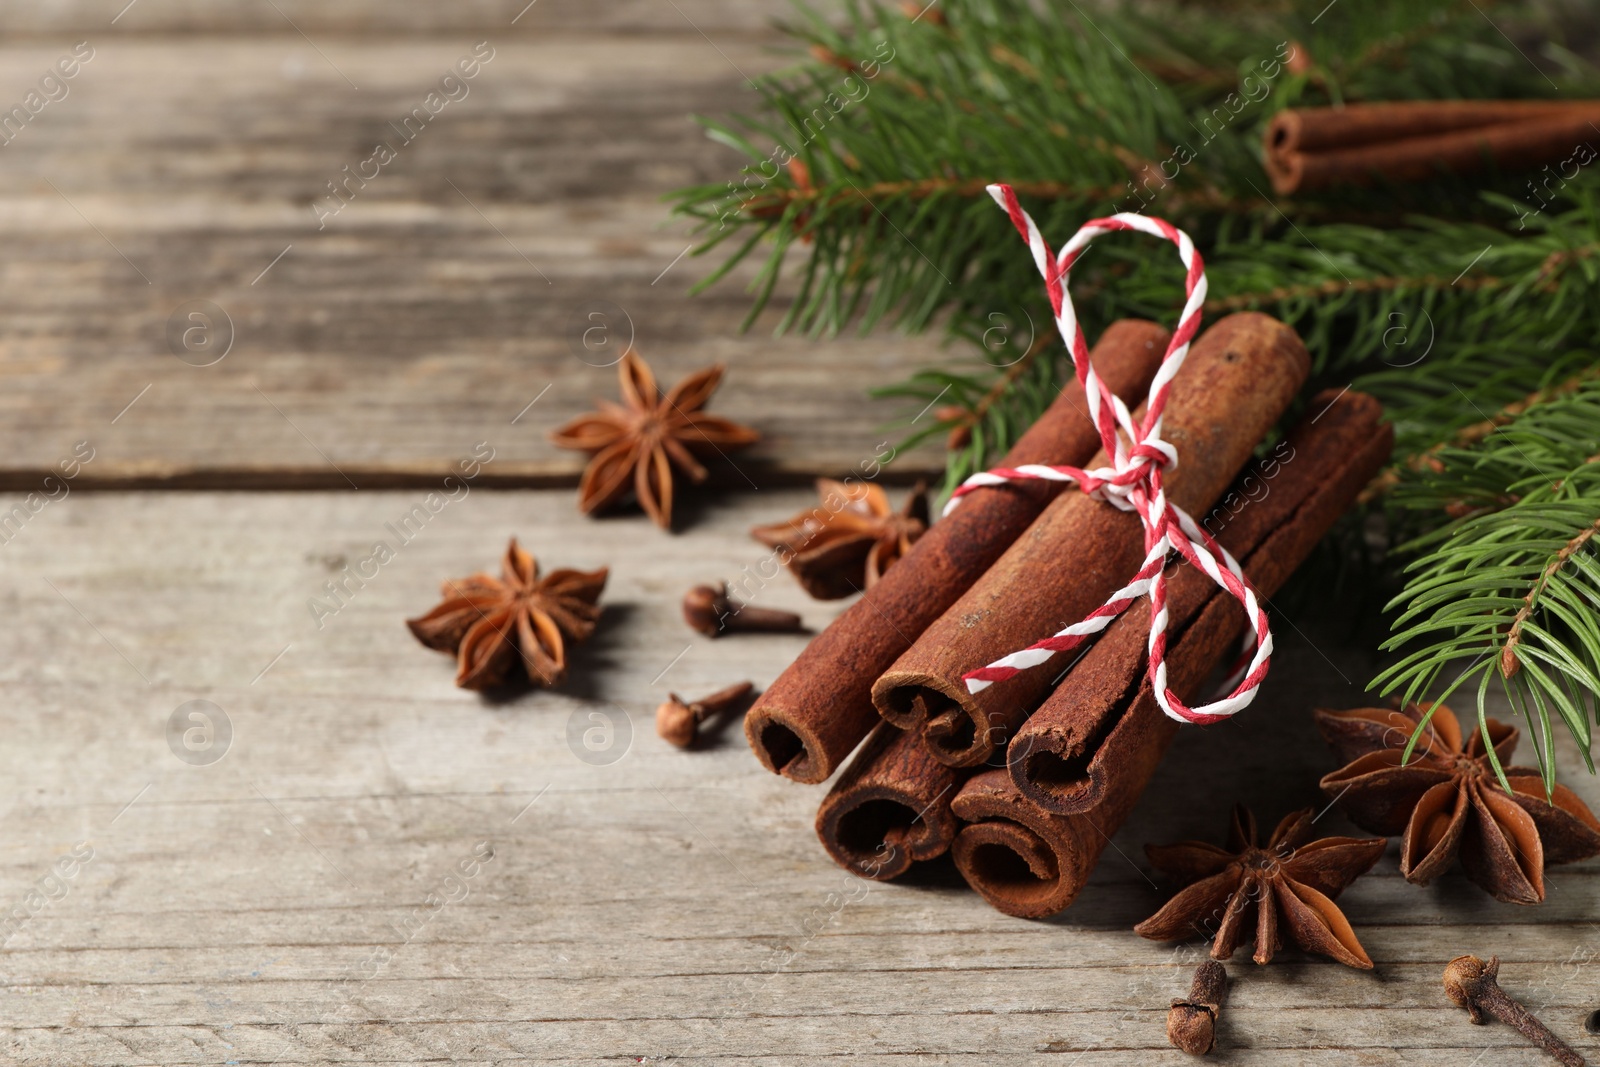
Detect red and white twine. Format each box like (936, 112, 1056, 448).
(944, 183, 1272, 725)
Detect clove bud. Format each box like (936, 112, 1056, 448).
(682, 583, 803, 638)
(656, 681, 755, 749)
(1167, 960, 1226, 1055)
(1444, 954, 1584, 1067)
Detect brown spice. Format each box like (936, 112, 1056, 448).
(946, 391, 1390, 917)
(1168, 960, 1226, 1055)
(817, 387, 1377, 882)
(750, 479, 929, 600)
(1316, 702, 1600, 904)
(873, 312, 1309, 769)
(948, 767, 1089, 913)
(742, 319, 1169, 784)
(549, 351, 760, 529)
(406, 538, 607, 690)
(1264, 101, 1600, 196)
(656, 681, 755, 749)
(1011, 389, 1393, 814)
(1134, 806, 1385, 969)
(814, 722, 963, 880)
(682, 583, 804, 638)
(1444, 954, 1584, 1067)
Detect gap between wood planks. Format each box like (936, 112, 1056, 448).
(0, 462, 942, 492)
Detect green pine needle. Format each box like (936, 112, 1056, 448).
(1377, 385, 1600, 793)
(672, 0, 1600, 784)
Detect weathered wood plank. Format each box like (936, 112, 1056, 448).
(0, 1, 806, 35)
(0, 489, 1594, 1065)
(0, 34, 949, 487)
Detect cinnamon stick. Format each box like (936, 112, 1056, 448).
(1011, 389, 1393, 813)
(744, 320, 1169, 783)
(1267, 101, 1596, 157)
(1265, 102, 1600, 196)
(872, 312, 1309, 769)
(814, 721, 962, 879)
(949, 390, 1392, 919)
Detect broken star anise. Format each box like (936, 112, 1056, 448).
(549, 350, 760, 530)
(406, 538, 607, 690)
(1315, 702, 1600, 905)
(1134, 805, 1386, 969)
(749, 479, 929, 599)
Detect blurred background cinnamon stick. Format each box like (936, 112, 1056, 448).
(1265, 100, 1600, 195)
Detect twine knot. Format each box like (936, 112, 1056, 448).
(941, 184, 1273, 725)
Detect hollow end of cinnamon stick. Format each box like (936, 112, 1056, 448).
(1014, 743, 1099, 811)
(816, 793, 947, 880)
(1266, 151, 1304, 197)
(744, 706, 829, 782)
(1265, 109, 1301, 156)
(949, 768, 1097, 918)
(815, 722, 965, 878)
(949, 820, 1066, 918)
(875, 677, 990, 765)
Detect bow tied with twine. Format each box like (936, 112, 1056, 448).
(943, 184, 1272, 725)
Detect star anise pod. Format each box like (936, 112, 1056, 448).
(1315, 702, 1600, 905)
(1134, 805, 1385, 969)
(406, 538, 607, 690)
(549, 351, 760, 529)
(749, 479, 929, 599)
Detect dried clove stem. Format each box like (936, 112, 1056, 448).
(1444, 955, 1584, 1067)
(656, 681, 755, 749)
(682, 583, 804, 638)
(1167, 960, 1226, 1054)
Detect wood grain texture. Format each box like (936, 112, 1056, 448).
(0, 488, 1595, 1065)
(4, 9, 1597, 1065)
(0, 1, 799, 35)
(0, 32, 948, 488)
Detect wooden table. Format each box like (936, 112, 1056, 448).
(1, 5, 1596, 1065)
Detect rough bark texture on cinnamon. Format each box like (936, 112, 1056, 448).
(814, 721, 963, 879)
(744, 319, 1170, 783)
(873, 312, 1309, 769)
(1011, 389, 1394, 814)
(949, 390, 1392, 918)
(1265, 101, 1600, 195)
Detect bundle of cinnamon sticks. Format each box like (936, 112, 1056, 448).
(1264, 100, 1600, 196)
(749, 312, 1393, 918)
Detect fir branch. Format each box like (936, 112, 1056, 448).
(674, 0, 1600, 470)
(1502, 515, 1600, 679)
(743, 176, 1250, 218)
(1376, 385, 1600, 789)
(1361, 361, 1600, 504)
(675, 0, 1600, 786)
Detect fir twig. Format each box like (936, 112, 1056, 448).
(1377, 385, 1600, 791)
(674, 0, 1600, 783)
